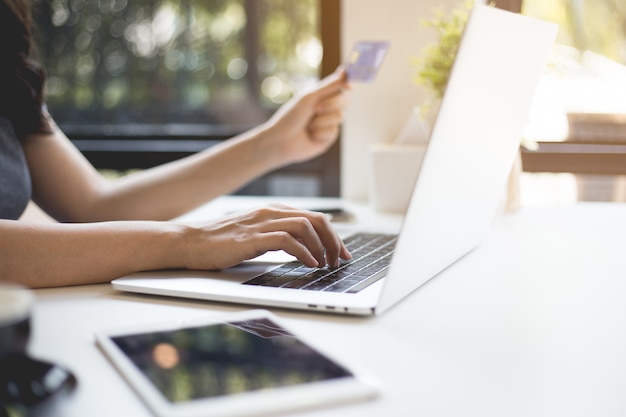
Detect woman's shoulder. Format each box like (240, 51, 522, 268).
(0, 114, 18, 138)
(0, 114, 32, 220)
(0, 107, 53, 140)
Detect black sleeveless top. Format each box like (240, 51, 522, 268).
(0, 116, 31, 220)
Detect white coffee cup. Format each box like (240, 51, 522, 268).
(0, 283, 34, 357)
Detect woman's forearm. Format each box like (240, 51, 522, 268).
(24, 71, 347, 224)
(69, 70, 348, 222)
(2, 204, 350, 288)
(0, 220, 187, 288)
(94, 124, 281, 221)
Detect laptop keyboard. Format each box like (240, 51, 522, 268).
(242, 232, 398, 293)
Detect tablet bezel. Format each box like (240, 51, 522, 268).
(95, 309, 378, 417)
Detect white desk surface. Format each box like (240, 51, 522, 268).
(25, 197, 626, 417)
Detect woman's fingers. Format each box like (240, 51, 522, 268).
(307, 68, 349, 102)
(256, 216, 326, 266)
(308, 88, 349, 143)
(315, 89, 350, 115)
(308, 112, 343, 134)
(188, 204, 351, 271)
(251, 230, 320, 267)
(243, 204, 349, 267)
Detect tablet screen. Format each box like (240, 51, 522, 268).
(110, 317, 352, 403)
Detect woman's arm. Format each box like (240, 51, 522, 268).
(9, 70, 350, 288)
(24, 70, 349, 222)
(1, 204, 350, 288)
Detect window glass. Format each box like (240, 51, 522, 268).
(522, 0, 626, 142)
(32, 0, 321, 136)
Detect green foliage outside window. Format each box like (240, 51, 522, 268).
(32, 0, 320, 131)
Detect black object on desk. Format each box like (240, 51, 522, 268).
(0, 284, 77, 416)
(0, 353, 77, 408)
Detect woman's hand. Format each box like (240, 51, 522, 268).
(180, 204, 352, 271)
(262, 68, 350, 166)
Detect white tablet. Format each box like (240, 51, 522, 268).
(95, 310, 379, 417)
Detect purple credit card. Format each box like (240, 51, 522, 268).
(345, 41, 390, 83)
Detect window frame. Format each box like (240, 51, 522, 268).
(501, 0, 626, 177)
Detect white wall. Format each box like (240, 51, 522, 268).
(340, 0, 468, 202)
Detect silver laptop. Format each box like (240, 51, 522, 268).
(112, 5, 557, 316)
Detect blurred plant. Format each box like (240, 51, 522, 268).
(413, 3, 472, 99)
(411, 1, 480, 118)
